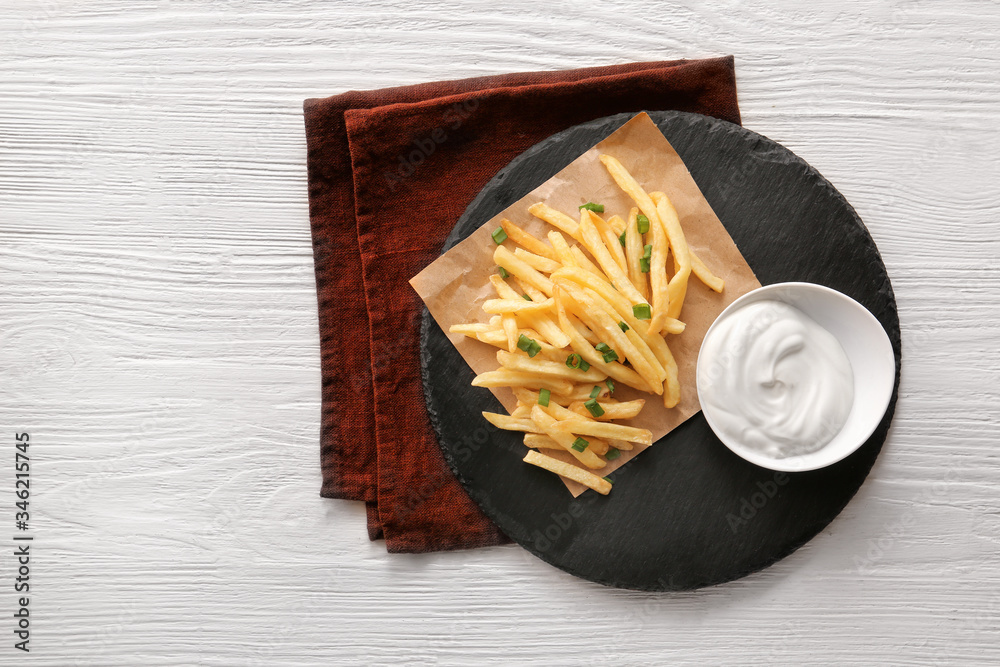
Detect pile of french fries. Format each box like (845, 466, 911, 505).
(449, 155, 724, 495)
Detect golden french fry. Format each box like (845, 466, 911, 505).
(522, 433, 565, 450)
(646, 190, 671, 335)
(472, 329, 558, 353)
(510, 405, 531, 419)
(624, 207, 649, 301)
(472, 370, 573, 394)
(513, 247, 562, 274)
(519, 311, 571, 349)
(651, 191, 691, 321)
(481, 412, 542, 433)
(482, 297, 554, 315)
(599, 154, 660, 229)
(494, 245, 553, 296)
(569, 398, 645, 421)
(502, 315, 518, 353)
(512, 387, 598, 407)
(558, 279, 666, 377)
(513, 276, 547, 302)
(579, 210, 646, 305)
(449, 322, 500, 336)
(500, 218, 558, 261)
(690, 248, 725, 292)
(552, 265, 685, 337)
(547, 231, 577, 267)
(569, 245, 605, 277)
(496, 350, 607, 382)
(607, 214, 626, 236)
(558, 283, 665, 393)
(530, 405, 605, 469)
(591, 211, 628, 273)
(559, 384, 613, 401)
(659, 341, 681, 408)
(528, 202, 582, 241)
(553, 286, 650, 392)
(489, 273, 520, 299)
(607, 438, 634, 451)
(522, 449, 611, 495)
(550, 418, 653, 447)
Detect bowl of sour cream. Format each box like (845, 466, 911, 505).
(696, 282, 895, 472)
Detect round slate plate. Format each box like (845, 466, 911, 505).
(420, 111, 901, 591)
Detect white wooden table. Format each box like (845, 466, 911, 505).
(2, 2, 999, 665)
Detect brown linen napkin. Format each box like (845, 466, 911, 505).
(304, 56, 742, 553)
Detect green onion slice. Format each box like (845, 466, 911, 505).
(538, 388, 550, 407)
(517, 334, 541, 358)
(595, 342, 611, 353)
(589, 386, 601, 399)
(637, 214, 650, 234)
(605, 448, 621, 461)
(497, 266, 509, 279)
(492, 227, 508, 244)
(633, 304, 651, 320)
(606, 379, 615, 393)
(578, 358, 590, 372)
(565, 353, 582, 369)
(618, 321, 629, 332)
(584, 398, 605, 417)
(571, 437, 589, 452)
(619, 230, 626, 247)
(522, 294, 532, 301)
(578, 202, 604, 213)
(639, 257, 650, 273)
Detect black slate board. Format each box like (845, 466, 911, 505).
(420, 111, 901, 591)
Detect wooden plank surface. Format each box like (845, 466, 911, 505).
(1, 1, 998, 664)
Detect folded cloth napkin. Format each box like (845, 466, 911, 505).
(304, 56, 742, 553)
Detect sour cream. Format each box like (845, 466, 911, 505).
(697, 299, 854, 459)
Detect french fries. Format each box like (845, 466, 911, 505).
(523, 450, 612, 496)
(453, 153, 725, 495)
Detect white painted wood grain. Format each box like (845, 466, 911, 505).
(1, 1, 999, 665)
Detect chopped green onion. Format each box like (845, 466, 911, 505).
(605, 448, 621, 461)
(589, 386, 601, 399)
(578, 202, 604, 213)
(618, 321, 629, 332)
(637, 214, 650, 234)
(571, 437, 589, 452)
(517, 334, 541, 358)
(492, 227, 508, 244)
(633, 304, 651, 320)
(566, 353, 590, 372)
(594, 342, 618, 363)
(643, 244, 652, 259)
(639, 257, 650, 273)
(584, 398, 605, 417)
(602, 476, 613, 484)
(606, 379, 615, 393)
(619, 230, 626, 247)
(497, 266, 509, 279)
(538, 388, 550, 407)
(522, 294, 532, 301)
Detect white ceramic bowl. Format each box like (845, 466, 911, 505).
(696, 282, 896, 472)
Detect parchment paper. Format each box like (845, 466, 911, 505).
(410, 112, 761, 496)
